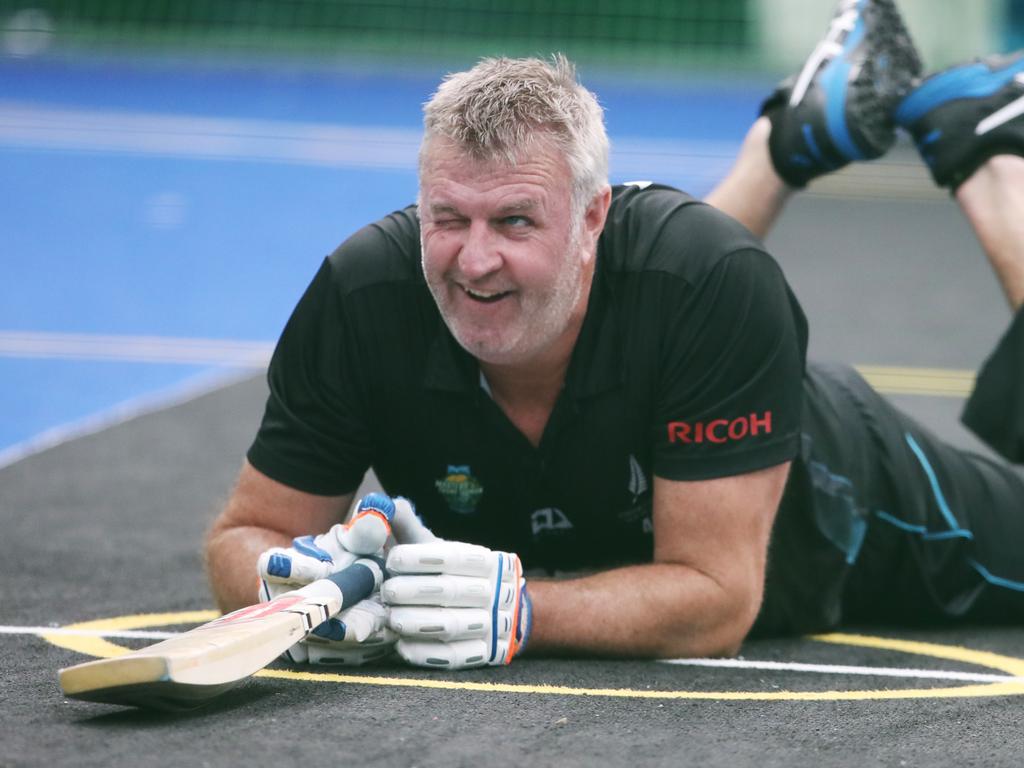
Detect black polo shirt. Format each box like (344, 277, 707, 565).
(248, 183, 809, 573)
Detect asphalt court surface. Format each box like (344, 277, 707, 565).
(4, 190, 1024, 768)
(3, 58, 1024, 768)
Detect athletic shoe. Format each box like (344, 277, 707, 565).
(760, 0, 922, 187)
(894, 51, 1024, 189)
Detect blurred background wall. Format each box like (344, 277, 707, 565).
(2, 0, 1021, 73)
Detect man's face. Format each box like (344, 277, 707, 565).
(419, 139, 595, 368)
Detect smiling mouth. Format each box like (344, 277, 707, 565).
(462, 286, 512, 304)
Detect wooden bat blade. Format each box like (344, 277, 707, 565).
(58, 656, 243, 711)
(58, 556, 384, 709)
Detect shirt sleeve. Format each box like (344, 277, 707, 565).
(246, 256, 373, 496)
(652, 247, 807, 481)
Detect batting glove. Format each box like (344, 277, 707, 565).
(257, 492, 399, 666)
(383, 541, 532, 669)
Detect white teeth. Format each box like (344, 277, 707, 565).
(465, 287, 504, 299)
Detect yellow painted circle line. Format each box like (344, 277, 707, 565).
(46, 612, 1024, 701)
(854, 365, 975, 398)
(44, 610, 218, 660)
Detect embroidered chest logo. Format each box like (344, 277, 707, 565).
(435, 465, 484, 515)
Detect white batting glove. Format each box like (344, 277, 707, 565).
(257, 492, 400, 666)
(383, 542, 532, 669)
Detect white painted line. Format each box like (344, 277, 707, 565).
(658, 656, 1022, 684)
(0, 330, 274, 366)
(0, 102, 939, 202)
(0, 365, 256, 470)
(0, 626, 176, 641)
(4, 622, 1019, 684)
(0, 101, 736, 184)
(0, 101, 423, 170)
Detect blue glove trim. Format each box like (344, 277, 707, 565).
(488, 552, 504, 664)
(516, 585, 532, 657)
(312, 618, 347, 641)
(358, 492, 396, 521)
(265, 552, 293, 579)
(292, 534, 333, 563)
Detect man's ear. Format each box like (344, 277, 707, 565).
(580, 185, 612, 263)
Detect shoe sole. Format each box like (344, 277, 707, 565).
(843, 0, 922, 156)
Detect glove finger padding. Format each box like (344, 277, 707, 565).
(304, 597, 398, 666)
(312, 594, 390, 643)
(255, 493, 399, 666)
(383, 542, 531, 669)
(394, 638, 497, 669)
(306, 630, 397, 666)
(387, 541, 497, 578)
(258, 539, 356, 586)
(388, 606, 491, 641)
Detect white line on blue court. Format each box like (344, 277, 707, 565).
(0, 101, 737, 186)
(0, 101, 942, 199)
(0, 330, 273, 366)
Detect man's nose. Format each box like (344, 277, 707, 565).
(457, 221, 502, 279)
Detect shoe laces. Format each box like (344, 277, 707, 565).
(789, 4, 860, 106)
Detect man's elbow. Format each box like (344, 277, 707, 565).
(203, 520, 237, 613)
(202, 512, 271, 614)
(657, 584, 761, 659)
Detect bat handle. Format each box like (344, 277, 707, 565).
(298, 555, 387, 613)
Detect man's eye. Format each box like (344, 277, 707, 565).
(503, 215, 532, 228)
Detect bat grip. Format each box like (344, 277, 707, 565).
(326, 555, 387, 610)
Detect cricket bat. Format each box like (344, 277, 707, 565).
(58, 555, 385, 710)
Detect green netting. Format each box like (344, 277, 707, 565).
(0, 0, 757, 69)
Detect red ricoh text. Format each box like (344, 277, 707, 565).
(667, 412, 773, 444)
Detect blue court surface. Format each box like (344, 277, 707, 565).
(1, 54, 763, 464)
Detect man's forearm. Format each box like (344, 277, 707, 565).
(204, 462, 354, 614)
(525, 562, 759, 659)
(204, 524, 290, 613)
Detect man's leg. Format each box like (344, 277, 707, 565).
(894, 51, 1024, 462)
(956, 156, 1024, 312)
(764, 47, 1024, 630)
(703, 117, 792, 240)
(840, 56, 1024, 625)
(956, 157, 1024, 461)
(706, 0, 920, 239)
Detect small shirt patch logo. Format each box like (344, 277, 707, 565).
(531, 507, 574, 537)
(627, 454, 648, 504)
(618, 454, 653, 535)
(435, 465, 484, 515)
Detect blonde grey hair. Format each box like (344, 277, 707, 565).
(420, 54, 610, 214)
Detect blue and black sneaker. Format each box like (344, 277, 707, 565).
(895, 51, 1024, 189)
(761, 0, 922, 188)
